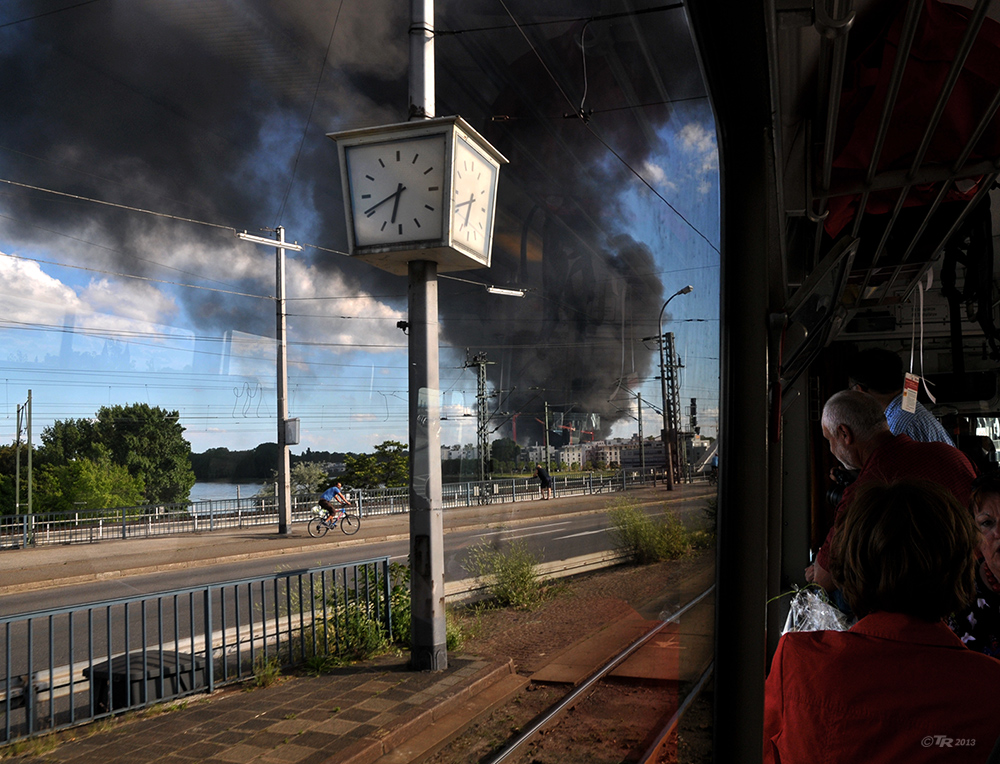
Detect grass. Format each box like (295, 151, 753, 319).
(463, 538, 543, 610)
(606, 497, 691, 564)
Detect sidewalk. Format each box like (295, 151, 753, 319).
(0, 483, 713, 763)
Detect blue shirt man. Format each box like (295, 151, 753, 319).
(319, 482, 350, 516)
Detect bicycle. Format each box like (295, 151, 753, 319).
(307, 505, 361, 537)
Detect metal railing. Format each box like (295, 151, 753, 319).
(0, 556, 392, 744)
(0, 469, 683, 550)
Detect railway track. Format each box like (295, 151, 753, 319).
(481, 584, 716, 764)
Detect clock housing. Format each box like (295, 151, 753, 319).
(329, 116, 507, 275)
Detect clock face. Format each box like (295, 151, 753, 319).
(345, 135, 446, 247)
(451, 136, 498, 258)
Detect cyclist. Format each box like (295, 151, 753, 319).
(318, 482, 351, 525)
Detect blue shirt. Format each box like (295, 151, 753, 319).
(884, 394, 953, 446)
(321, 485, 345, 502)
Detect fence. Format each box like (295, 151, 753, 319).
(0, 556, 392, 745)
(1, 469, 666, 550)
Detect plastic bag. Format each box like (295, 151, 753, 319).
(781, 585, 851, 634)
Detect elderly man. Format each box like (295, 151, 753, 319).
(806, 390, 976, 591)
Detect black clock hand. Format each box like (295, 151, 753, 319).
(364, 183, 406, 218)
(390, 182, 403, 224)
(455, 193, 476, 226)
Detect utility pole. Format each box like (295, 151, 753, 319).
(408, 0, 447, 672)
(663, 332, 682, 484)
(467, 351, 494, 482)
(236, 228, 303, 535)
(543, 401, 552, 476)
(637, 392, 645, 476)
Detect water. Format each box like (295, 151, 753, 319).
(190, 481, 265, 502)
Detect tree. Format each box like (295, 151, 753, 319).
(92, 403, 195, 504)
(257, 462, 330, 497)
(33, 453, 145, 515)
(340, 440, 408, 489)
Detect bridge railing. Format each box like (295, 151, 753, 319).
(0, 556, 392, 745)
(1, 470, 667, 549)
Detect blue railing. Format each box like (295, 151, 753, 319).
(0, 556, 392, 744)
(0, 470, 663, 549)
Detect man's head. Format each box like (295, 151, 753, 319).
(847, 348, 904, 396)
(830, 480, 978, 620)
(336, 482, 342, 488)
(821, 390, 891, 470)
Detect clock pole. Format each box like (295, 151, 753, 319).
(407, 0, 447, 671)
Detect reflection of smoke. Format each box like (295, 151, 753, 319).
(0, 1, 703, 436)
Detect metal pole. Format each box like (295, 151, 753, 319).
(26, 390, 32, 516)
(657, 287, 692, 489)
(408, 260, 446, 670)
(408, 0, 446, 671)
(276, 228, 292, 535)
(544, 401, 551, 476)
(638, 392, 645, 476)
(658, 311, 673, 491)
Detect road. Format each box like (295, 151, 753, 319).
(0, 493, 712, 615)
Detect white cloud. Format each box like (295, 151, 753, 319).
(678, 122, 719, 194)
(642, 160, 677, 192)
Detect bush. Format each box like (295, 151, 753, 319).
(607, 498, 690, 564)
(389, 562, 465, 649)
(334, 601, 390, 660)
(464, 538, 543, 610)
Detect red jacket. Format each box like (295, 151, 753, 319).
(764, 612, 1000, 763)
(817, 434, 975, 569)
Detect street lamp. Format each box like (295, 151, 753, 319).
(658, 285, 693, 490)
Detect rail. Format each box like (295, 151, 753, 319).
(483, 583, 716, 764)
(0, 469, 683, 549)
(0, 556, 392, 744)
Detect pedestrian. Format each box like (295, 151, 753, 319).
(535, 464, 553, 499)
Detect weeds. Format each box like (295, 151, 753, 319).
(606, 498, 690, 564)
(464, 538, 543, 610)
(250, 653, 282, 688)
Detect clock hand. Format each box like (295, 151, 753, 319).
(364, 183, 406, 218)
(390, 182, 404, 224)
(455, 193, 476, 226)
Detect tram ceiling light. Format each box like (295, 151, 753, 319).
(486, 286, 525, 297)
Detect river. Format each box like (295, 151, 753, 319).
(189, 481, 266, 502)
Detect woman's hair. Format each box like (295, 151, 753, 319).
(829, 480, 978, 620)
(971, 466, 1000, 511)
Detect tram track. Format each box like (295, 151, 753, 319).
(480, 584, 716, 764)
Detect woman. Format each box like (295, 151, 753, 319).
(764, 480, 1000, 764)
(949, 468, 1000, 657)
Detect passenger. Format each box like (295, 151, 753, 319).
(765, 481, 1000, 764)
(949, 467, 1000, 657)
(805, 390, 975, 592)
(847, 347, 953, 445)
(942, 413, 997, 475)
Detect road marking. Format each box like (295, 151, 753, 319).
(555, 529, 607, 540)
(473, 521, 570, 539)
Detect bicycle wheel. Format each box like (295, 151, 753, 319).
(340, 512, 361, 536)
(307, 517, 329, 538)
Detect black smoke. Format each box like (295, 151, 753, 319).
(0, 0, 705, 440)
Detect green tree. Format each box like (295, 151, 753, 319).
(491, 438, 520, 471)
(92, 403, 195, 504)
(257, 461, 330, 497)
(38, 418, 99, 466)
(340, 440, 408, 489)
(33, 452, 145, 515)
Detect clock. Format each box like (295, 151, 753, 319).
(329, 117, 507, 275)
(451, 135, 499, 259)
(344, 135, 446, 248)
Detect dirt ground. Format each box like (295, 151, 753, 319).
(429, 552, 716, 763)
